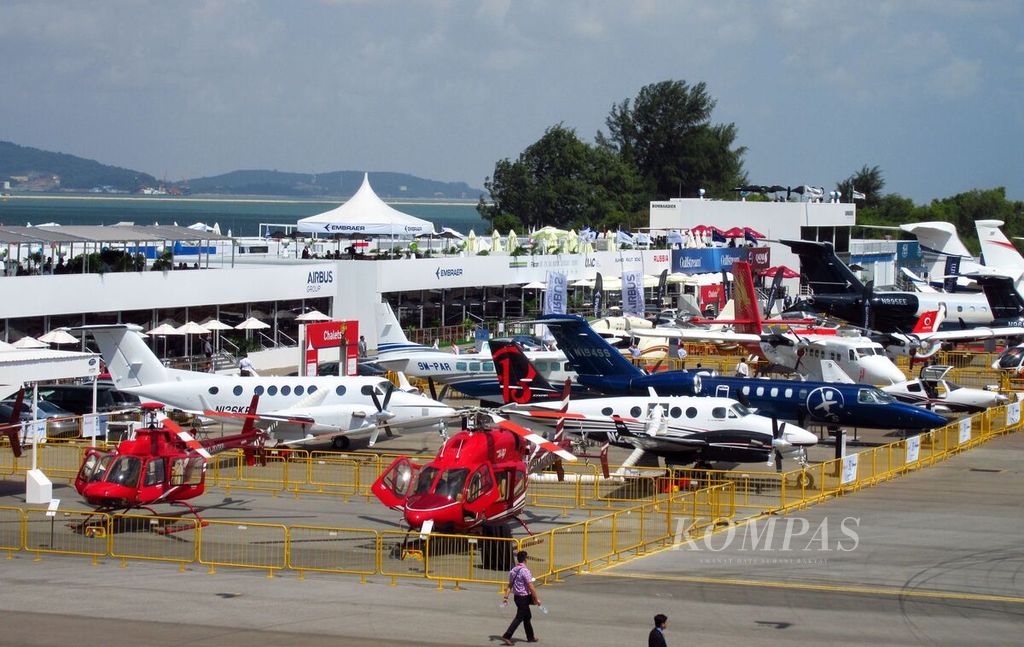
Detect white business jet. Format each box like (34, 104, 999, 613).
(81, 325, 455, 450)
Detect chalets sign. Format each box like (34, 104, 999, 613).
(304, 320, 359, 376)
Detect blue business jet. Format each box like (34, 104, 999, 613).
(534, 314, 948, 431)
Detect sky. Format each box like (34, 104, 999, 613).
(1, 0, 1021, 204)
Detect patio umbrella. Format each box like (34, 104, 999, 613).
(466, 230, 478, 254)
(177, 321, 211, 360)
(147, 323, 183, 358)
(507, 229, 519, 252)
(202, 319, 234, 353)
(236, 317, 271, 330)
(295, 309, 331, 322)
(491, 229, 503, 253)
(13, 336, 47, 349)
(37, 328, 79, 346)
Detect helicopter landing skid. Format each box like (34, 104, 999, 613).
(514, 516, 535, 536)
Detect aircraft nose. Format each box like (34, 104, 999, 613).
(866, 357, 906, 385)
(784, 425, 818, 447)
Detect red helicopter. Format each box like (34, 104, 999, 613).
(371, 409, 575, 542)
(74, 397, 266, 520)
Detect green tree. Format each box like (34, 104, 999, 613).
(479, 124, 646, 231)
(597, 80, 747, 199)
(837, 165, 885, 208)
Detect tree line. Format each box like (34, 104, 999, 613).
(478, 80, 1021, 252)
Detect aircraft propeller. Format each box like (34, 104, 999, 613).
(368, 381, 397, 446)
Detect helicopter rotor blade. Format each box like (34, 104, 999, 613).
(175, 429, 213, 459)
(494, 417, 576, 462)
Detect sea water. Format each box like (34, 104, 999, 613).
(0, 195, 488, 237)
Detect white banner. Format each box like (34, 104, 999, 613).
(958, 417, 972, 445)
(543, 271, 568, 315)
(905, 435, 921, 464)
(20, 420, 47, 445)
(81, 414, 98, 439)
(1007, 400, 1021, 427)
(621, 269, 645, 317)
(841, 453, 859, 485)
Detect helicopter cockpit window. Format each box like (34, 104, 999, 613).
(997, 347, 1024, 369)
(79, 452, 111, 483)
(512, 470, 527, 499)
(106, 456, 142, 487)
(466, 466, 493, 503)
(382, 461, 415, 498)
(435, 468, 470, 500)
(144, 457, 165, 486)
(413, 466, 439, 496)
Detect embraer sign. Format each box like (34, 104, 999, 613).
(436, 267, 464, 280)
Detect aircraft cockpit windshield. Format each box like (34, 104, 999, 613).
(412, 466, 439, 496)
(106, 455, 142, 486)
(858, 388, 896, 404)
(731, 403, 750, 417)
(434, 468, 470, 500)
(997, 347, 1024, 369)
(855, 347, 880, 357)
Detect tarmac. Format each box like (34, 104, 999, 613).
(0, 427, 1021, 645)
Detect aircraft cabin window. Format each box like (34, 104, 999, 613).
(267, 386, 278, 396)
(850, 350, 856, 361)
(756, 387, 765, 396)
(564, 362, 572, 371)
(456, 362, 467, 371)
(469, 362, 481, 371)
(908, 383, 922, 393)
(686, 407, 697, 418)
(712, 407, 727, 419)
(308, 385, 318, 394)
(770, 388, 779, 397)
(957, 306, 963, 312)
(233, 385, 243, 396)
(536, 362, 547, 372)
(670, 407, 682, 418)
(484, 362, 494, 372)
(785, 388, 793, 398)
(208, 386, 219, 395)
(281, 386, 291, 396)
(630, 406, 642, 417)
(295, 386, 304, 396)
(601, 407, 613, 416)
(254, 386, 265, 396)
(799, 389, 808, 399)
(335, 385, 346, 396)
(144, 457, 165, 486)
(742, 386, 750, 395)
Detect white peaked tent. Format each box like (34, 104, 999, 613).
(296, 173, 437, 236)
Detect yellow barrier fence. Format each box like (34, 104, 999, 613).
(110, 514, 199, 567)
(287, 526, 378, 581)
(24, 508, 109, 562)
(0, 505, 24, 555)
(198, 519, 287, 577)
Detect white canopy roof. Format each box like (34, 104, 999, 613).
(296, 173, 437, 236)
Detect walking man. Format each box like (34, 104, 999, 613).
(357, 335, 368, 358)
(648, 613, 668, 647)
(501, 550, 539, 644)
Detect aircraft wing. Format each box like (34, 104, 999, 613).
(617, 433, 707, 452)
(819, 360, 855, 384)
(630, 327, 762, 344)
(916, 326, 1024, 344)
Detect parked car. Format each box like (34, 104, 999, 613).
(36, 384, 141, 438)
(0, 399, 80, 438)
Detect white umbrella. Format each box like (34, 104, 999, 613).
(201, 319, 234, 331)
(202, 319, 234, 353)
(522, 280, 547, 289)
(37, 328, 79, 345)
(295, 309, 331, 322)
(13, 336, 47, 349)
(491, 229, 503, 254)
(148, 323, 183, 336)
(466, 230, 478, 254)
(177, 321, 211, 335)
(507, 229, 519, 252)
(236, 317, 271, 330)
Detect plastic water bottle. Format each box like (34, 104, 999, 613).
(500, 600, 509, 609)
(539, 605, 548, 615)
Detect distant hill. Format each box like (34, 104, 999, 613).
(185, 169, 485, 199)
(0, 140, 485, 198)
(0, 140, 157, 192)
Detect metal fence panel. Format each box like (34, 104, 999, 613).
(287, 526, 378, 576)
(198, 520, 287, 572)
(25, 509, 108, 558)
(110, 514, 199, 564)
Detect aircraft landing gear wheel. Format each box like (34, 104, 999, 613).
(331, 436, 350, 451)
(790, 470, 814, 489)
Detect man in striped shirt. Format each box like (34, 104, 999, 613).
(502, 550, 540, 644)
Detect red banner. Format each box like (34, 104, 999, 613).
(747, 246, 771, 272)
(699, 284, 723, 310)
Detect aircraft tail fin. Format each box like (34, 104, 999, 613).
(912, 306, 945, 334)
(781, 239, 864, 295)
(976, 220, 1024, 274)
(532, 314, 645, 380)
(81, 325, 170, 389)
(819, 360, 855, 384)
(376, 301, 430, 355)
(489, 340, 560, 404)
(901, 267, 938, 293)
(730, 261, 763, 335)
